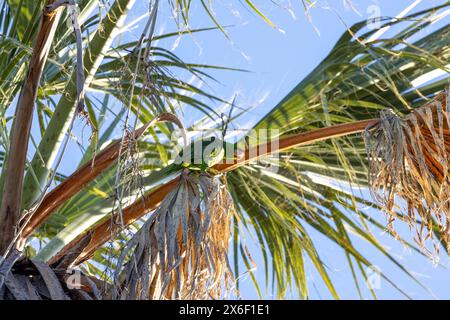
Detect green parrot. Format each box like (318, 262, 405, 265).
(175, 136, 237, 174)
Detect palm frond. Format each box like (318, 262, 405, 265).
(365, 89, 450, 256)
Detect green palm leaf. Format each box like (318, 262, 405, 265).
(225, 5, 450, 298)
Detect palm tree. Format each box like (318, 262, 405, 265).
(0, 0, 449, 299)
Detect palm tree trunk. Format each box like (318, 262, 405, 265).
(0, 1, 63, 254)
(21, 0, 136, 210)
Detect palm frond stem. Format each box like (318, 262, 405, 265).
(49, 118, 380, 264)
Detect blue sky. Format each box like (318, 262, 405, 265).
(36, 0, 450, 299)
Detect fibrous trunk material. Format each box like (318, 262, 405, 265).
(112, 171, 235, 299)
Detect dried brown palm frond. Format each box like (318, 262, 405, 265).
(112, 171, 235, 300)
(365, 89, 450, 255)
(0, 247, 103, 300)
